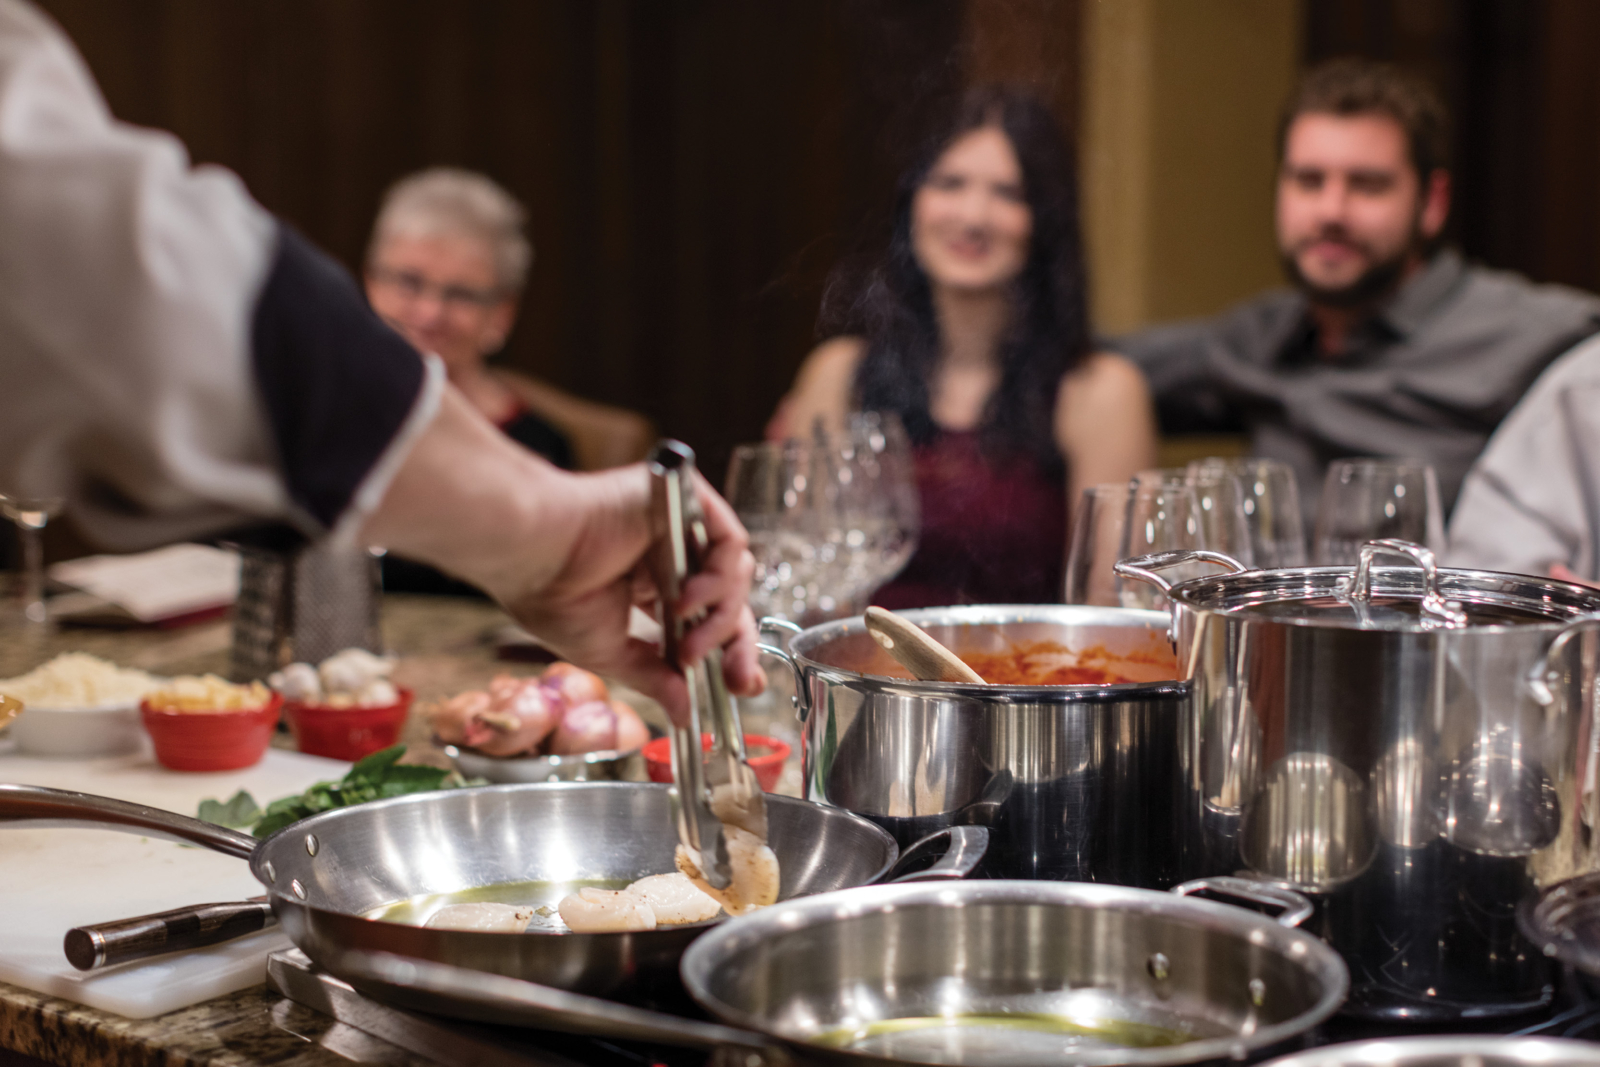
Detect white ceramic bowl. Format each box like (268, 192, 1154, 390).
(6, 701, 144, 758)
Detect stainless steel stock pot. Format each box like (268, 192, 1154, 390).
(1115, 538, 1600, 1021)
(759, 605, 1190, 885)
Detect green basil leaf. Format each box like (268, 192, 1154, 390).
(197, 789, 261, 829)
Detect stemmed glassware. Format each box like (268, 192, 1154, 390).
(1064, 480, 1207, 609)
(0, 494, 64, 626)
(1313, 458, 1443, 564)
(725, 441, 832, 623)
(727, 413, 920, 625)
(827, 412, 920, 615)
(1186, 457, 1307, 567)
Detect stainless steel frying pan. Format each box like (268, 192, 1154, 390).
(0, 781, 983, 998)
(318, 877, 1348, 1067)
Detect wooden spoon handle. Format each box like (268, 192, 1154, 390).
(864, 607, 985, 684)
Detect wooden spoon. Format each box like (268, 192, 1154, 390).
(864, 606, 985, 684)
(0, 695, 20, 731)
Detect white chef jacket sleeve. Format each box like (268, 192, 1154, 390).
(1445, 333, 1600, 580)
(0, 0, 439, 551)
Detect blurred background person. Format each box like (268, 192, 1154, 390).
(769, 86, 1156, 608)
(1446, 333, 1600, 582)
(1116, 58, 1600, 526)
(365, 168, 653, 473)
(365, 169, 656, 595)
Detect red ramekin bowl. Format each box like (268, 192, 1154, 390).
(643, 733, 791, 792)
(284, 689, 414, 762)
(140, 692, 284, 772)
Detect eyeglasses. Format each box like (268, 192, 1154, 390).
(368, 267, 504, 311)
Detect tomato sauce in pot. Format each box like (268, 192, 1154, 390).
(959, 641, 1176, 686)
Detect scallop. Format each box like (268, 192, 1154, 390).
(627, 872, 721, 924)
(557, 887, 657, 933)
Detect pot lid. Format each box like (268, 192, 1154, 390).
(1120, 540, 1600, 632)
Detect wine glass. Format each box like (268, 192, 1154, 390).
(725, 441, 832, 623)
(831, 412, 920, 612)
(1187, 457, 1307, 568)
(1313, 458, 1443, 565)
(1138, 467, 1255, 567)
(1064, 480, 1207, 609)
(0, 494, 64, 625)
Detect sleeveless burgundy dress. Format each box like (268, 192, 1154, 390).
(873, 428, 1068, 609)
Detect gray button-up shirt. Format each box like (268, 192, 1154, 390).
(1115, 250, 1600, 522)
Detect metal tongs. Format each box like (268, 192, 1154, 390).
(647, 441, 765, 891)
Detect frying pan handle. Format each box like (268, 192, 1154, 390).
(757, 616, 812, 723)
(1172, 876, 1315, 928)
(883, 825, 989, 882)
(330, 949, 775, 1053)
(0, 784, 258, 858)
(65, 899, 275, 971)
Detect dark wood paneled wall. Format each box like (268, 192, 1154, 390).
(32, 0, 1083, 489)
(1306, 0, 1600, 296)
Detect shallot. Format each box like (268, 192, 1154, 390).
(549, 700, 618, 754)
(541, 662, 608, 707)
(469, 676, 560, 757)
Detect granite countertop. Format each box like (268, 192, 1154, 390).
(0, 593, 801, 1067)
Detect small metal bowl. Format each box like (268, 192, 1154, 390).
(439, 740, 644, 783)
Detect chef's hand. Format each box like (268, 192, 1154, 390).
(497, 464, 765, 723)
(360, 387, 763, 722)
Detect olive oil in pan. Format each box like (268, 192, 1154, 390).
(367, 878, 630, 932)
(812, 1013, 1197, 1062)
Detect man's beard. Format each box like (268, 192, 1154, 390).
(1281, 226, 1419, 309)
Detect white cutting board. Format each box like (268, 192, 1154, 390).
(0, 740, 349, 1018)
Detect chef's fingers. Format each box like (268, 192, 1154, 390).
(607, 638, 693, 725)
(718, 604, 766, 696)
(674, 478, 752, 620)
(678, 570, 755, 670)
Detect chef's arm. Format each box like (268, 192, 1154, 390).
(358, 386, 763, 720)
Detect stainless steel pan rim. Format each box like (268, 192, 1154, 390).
(246, 780, 901, 924)
(1258, 1035, 1600, 1067)
(680, 879, 1349, 1066)
(773, 604, 1185, 698)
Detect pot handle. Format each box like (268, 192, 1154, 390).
(0, 784, 257, 859)
(1343, 539, 1468, 627)
(1171, 875, 1315, 928)
(757, 616, 812, 723)
(1113, 550, 1251, 596)
(1527, 615, 1600, 706)
(883, 825, 989, 883)
(328, 949, 774, 1053)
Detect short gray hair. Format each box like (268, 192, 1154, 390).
(368, 168, 532, 294)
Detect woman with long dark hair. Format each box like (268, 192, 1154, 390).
(769, 86, 1156, 607)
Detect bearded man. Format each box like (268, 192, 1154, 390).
(1116, 58, 1600, 522)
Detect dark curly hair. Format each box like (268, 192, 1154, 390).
(819, 85, 1090, 467)
(1278, 57, 1450, 180)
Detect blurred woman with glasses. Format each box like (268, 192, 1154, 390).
(364, 168, 651, 473)
(769, 87, 1156, 607)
